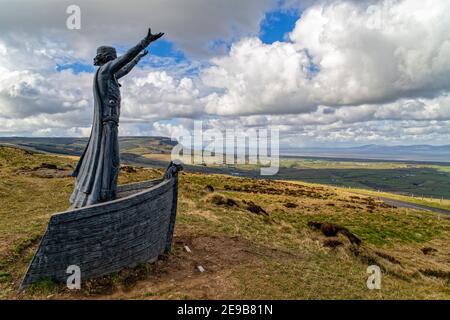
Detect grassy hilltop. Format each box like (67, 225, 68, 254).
(0, 146, 450, 299)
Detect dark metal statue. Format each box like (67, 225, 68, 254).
(70, 28, 164, 208)
(164, 160, 183, 180)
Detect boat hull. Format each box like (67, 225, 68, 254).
(21, 175, 179, 288)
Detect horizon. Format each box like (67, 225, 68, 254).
(0, 135, 449, 149)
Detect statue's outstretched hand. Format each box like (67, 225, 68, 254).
(139, 49, 149, 58)
(145, 28, 164, 45)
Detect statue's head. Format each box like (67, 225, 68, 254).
(93, 46, 117, 66)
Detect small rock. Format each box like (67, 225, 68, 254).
(197, 266, 205, 273)
(421, 247, 438, 255)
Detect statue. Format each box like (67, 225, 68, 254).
(21, 29, 185, 288)
(70, 28, 164, 208)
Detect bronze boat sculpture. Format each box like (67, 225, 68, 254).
(21, 28, 182, 288)
(21, 161, 182, 288)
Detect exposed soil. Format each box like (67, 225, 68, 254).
(322, 239, 344, 248)
(242, 200, 268, 217)
(421, 247, 438, 255)
(15, 163, 73, 178)
(308, 221, 361, 246)
(22, 228, 302, 300)
(207, 194, 239, 207)
(224, 180, 334, 199)
(419, 269, 450, 280)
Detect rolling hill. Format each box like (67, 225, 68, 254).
(1, 146, 450, 300)
(2, 137, 450, 200)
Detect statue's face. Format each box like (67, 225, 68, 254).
(93, 47, 117, 66)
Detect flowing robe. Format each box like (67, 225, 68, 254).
(70, 41, 147, 208)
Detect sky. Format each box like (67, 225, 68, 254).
(0, 0, 449, 147)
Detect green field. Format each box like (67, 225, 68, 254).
(1, 137, 449, 200)
(273, 158, 450, 199)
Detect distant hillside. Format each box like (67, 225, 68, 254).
(282, 144, 450, 162)
(2, 138, 450, 199)
(2, 137, 448, 163)
(0, 136, 177, 157)
(1, 146, 450, 300)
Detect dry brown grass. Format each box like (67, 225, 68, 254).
(1, 146, 450, 300)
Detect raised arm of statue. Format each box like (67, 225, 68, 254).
(115, 50, 148, 79)
(109, 28, 164, 74)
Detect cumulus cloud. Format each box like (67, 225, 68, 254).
(0, 0, 276, 136)
(203, 0, 450, 116)
(202, 38, 316, 115)
(0, 0, 449, 146)
(0, 0, 274, 58)
(0, 36, 208, 135)
(0, 69, 91, 118)
(121, 69, 206, 121)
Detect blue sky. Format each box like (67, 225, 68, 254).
(260, 9, 300, 44)
(57, 7, 301, 76)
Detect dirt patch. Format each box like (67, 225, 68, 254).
(16, 162, 72, 178)
(322, 239, 343, 248)
(284, 202, 298, 209)
(421, 247, 438, 255)
(419, 269, 450, 280)
(20, 231, 304, 300)
(40, 163, 58, 170)
(223, 179, 332, 199)
(121, 165, 137, 173)
(207, 194, 239, 207)
(347, 196, 394, 211)
(242, 200, 268, 217)
(374, 251, 402, 265)
(349, 246, 380, 267)
(81, 232, 298, 299)
(308, 222, 361, 246)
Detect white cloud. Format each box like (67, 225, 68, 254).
(202, 38, 315, 115)
(120, 69, 206, 121)
(0, 0, 449, 146)
(203, 0, 450, 116)
(0, 0, 274, 58)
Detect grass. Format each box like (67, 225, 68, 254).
(1, 146, 450, 300)
(27, 279, 57, 296)
(279, 158, 412, 170)
(3, 138, 449, 200)
(344, 188, 450, 211)
(283, 180, 450, 212)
